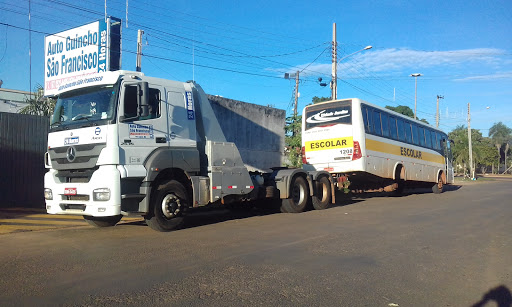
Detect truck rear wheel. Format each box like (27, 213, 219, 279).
(312, 176, 331, 210)
(145, 180, 187, 232)
(83, 215, 122, 227)
(281, 176, 309, 213)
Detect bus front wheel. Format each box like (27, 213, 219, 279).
(432, 176, 444, 194)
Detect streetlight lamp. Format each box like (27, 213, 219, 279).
(410, 73, 422, 120)
(332, 45, 372, 100)
(436, 95, 444, 128)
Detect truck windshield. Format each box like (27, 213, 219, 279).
(50, 85, 118, 130)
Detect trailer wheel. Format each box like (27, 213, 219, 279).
(281, 176, 309, 213)
(83, 215, 122, 227)
(432, 175, 444, 194)
(312, 176, 332, 210)
(145, 180, 186, 232)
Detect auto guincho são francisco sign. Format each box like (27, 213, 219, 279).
(44, 18, 121, 96)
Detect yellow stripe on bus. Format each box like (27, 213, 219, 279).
(305, 136, 353, 152)
(365, 139, 445, 164)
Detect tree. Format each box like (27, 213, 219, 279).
(385, 105, 429, 124)
(489, 122, 512, 172)
(284, 114, 302, 167)
(311, 96, 331, 104)
(476, 137, 500, 174)
(386, 105, 414, 118)
(449, 125, 483, 175)
(19, 84, 55, 116)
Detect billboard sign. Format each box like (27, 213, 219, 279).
(44, 18, 121, 96)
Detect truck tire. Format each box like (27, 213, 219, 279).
(311, 176, 331, 210)
(83, 215, 122, 227)
(432, 175, 444, 194)
(281, 176, 309, 213)
(145, 180, 187, 232)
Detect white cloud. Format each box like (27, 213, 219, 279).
(289, 48, 510, 77)
(453, 71, 512, 81)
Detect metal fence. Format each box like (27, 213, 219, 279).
(0, 112, 49, 208)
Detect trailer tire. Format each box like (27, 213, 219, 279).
(312, 176, 332, 210)
(145, 180, 187, 232)
(83, 215, 122, 227)
(281, 176, 309, 213)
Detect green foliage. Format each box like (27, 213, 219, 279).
(19, 84, 55, 117)
(284, 114, 302, 167)
(489, 121, 512, 170)
(449, 123, 508, 174)
(385, 105, 429, 123)
(312, 96, 331, 104)
(385, 105, 414, 118)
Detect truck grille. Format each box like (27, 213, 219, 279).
(48, 143, 106, 170)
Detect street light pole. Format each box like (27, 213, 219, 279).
(436, 95, 444, 128)
(410, 73, 422, 120)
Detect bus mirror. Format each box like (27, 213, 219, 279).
(449, 139, 454, 144)
(137, 82, 149, 118)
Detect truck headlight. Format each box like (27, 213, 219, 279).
(93, 188, 110, 201)
(44, 188, 53, 200)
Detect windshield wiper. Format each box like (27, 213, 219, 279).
(50, 121, 62, 128)
(72, 114, 92, 121)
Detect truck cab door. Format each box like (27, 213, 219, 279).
(118, 82, 168, 167)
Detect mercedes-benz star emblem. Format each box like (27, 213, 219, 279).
(66, 146, 77, 162)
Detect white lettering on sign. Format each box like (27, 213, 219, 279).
(185, 92, 195, 120)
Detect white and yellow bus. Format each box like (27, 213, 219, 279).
(301, 98, 454, 196)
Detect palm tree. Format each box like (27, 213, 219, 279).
(489, 122, 512, 173)
(18, 85, 55, 117)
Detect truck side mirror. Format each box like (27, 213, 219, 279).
(138, 82, 149, 118)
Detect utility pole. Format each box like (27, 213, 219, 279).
(410, 73, 422, 120)
(294, 70, 299, 117)
(467, 103, 475, 180)
(136, 29, 144, 72)
(436, 95, 444, 128)
(331, 23, 337, 100)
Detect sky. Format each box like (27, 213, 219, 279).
(1, 0, 511, 136)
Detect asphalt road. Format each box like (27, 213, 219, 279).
(0, 179, 511, 307)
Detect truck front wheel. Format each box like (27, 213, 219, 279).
(83, 215, 122, 227)
(281, 176, 309, 213)
(145, 180, 187, 232)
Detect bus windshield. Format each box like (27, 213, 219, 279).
(304, 100, 352, 130)
(50, 85, 119, 131)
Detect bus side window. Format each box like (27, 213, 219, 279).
(362, 105, 370, 133)
(405, 122, 412, 144)
(373, 110, 382, 136)
(436, 132, 443, 151)
(418, 127, 426, 147)
(389, 116, 398, 140)
(425, 129, 432, 148)
(381, 113, 389, 138)
(412, 124, 419, 145)
(397, 118, 405, 142)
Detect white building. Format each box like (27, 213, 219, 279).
(0, 87, 32, 113)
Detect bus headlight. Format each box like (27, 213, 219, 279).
(44, 188, 53, 200)
(93, 188, 110, 201)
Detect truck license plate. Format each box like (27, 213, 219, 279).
(64, 188, 77, 195)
